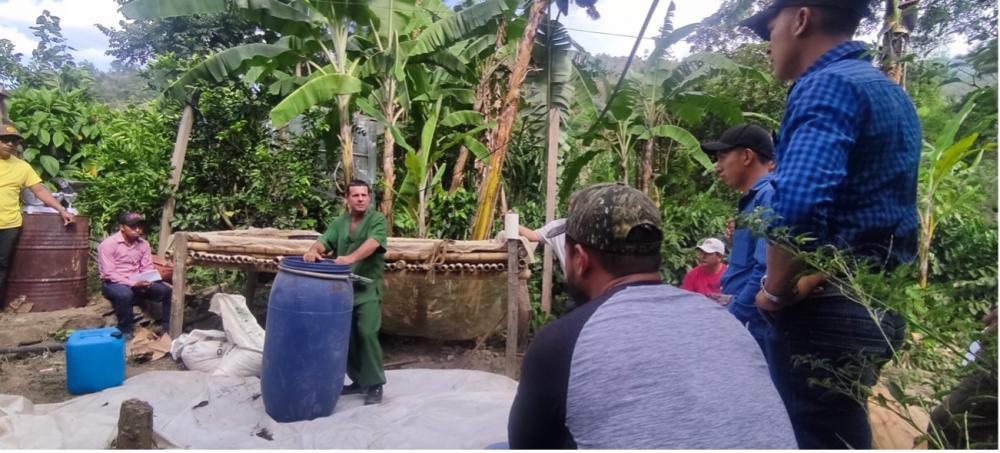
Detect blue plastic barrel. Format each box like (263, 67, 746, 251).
(261, 257, 354, 422)
(66, 327, 125, 395)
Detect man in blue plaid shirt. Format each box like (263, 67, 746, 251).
(741, 0, 921, 449)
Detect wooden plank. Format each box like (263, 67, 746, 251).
(242, 266, 258, 303)
(542, 107, 560, 314)
(505, 238, 519, 378)
(169, 233, 188, 339)
(0, 85, 8, 121)
(158, 96, 198, 256)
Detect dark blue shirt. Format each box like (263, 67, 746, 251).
(772, 41, 921, 266)
(721, 174, 774, 329)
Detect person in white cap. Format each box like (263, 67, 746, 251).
(679, 238, 727, 299)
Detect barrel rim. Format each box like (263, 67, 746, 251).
(279, 256, 351, 275)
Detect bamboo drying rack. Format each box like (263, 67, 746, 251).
(165, 228, 531, 377)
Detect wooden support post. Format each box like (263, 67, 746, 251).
(242, 266, 258, 303)
(517, 277, 530, 347)
(115, 398, 154, 449)
(158, 95, 199, 256)
(504, 210, 521, 378)
(506, 237, 520, 378)
(0, 86, 8, 121)
(542, 107, 560, 314)
(169, 233, 187, 339)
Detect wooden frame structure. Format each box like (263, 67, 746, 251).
(167, 230, 531, 377)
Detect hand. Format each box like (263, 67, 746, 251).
(60, 210, 75, 225)
(983, 308, 998, 334)
(710, 294, 733, 306)
(334, 255, 356, 265)
(303, 250, 323, 263)
(755, 272, 827, 312)
(133, 280, 152, 288)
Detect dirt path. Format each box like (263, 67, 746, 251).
(0, 298, 516, 405)
(0, 350, 184, 404)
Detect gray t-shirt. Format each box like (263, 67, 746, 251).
(508, 282, 797, 449)
(534, 219, 567, 275)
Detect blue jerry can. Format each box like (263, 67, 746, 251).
(66, 327, 126, 395)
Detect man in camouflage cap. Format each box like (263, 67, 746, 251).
(507, 183, 795, 449)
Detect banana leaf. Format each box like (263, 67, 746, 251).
(270, 74, 363, 127)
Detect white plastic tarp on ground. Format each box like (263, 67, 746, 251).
(0, 369, 515, 449)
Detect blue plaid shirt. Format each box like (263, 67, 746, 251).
(772, 41, 921, 267)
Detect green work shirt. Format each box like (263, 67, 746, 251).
(317, 210, 387, 306)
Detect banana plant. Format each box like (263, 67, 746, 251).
(917, 94, 992, 288)
(470, 1, 608, 239)
(469, 0, 556, 240)
(357, 0, 516, 232)
(557, 50, 741, 201)
(394, 97, 491, 238)
(122, 0, 370, 185)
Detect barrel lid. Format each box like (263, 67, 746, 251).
(279, 256, 351, 275)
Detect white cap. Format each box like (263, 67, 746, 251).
(696, 237, 726, 255)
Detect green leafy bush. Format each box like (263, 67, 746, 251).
(75, 105, 173, 242)
(9, 87, 107, 180)
(659, 188, 735, 285)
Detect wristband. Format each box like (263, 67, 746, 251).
(760, 275, 795, 306)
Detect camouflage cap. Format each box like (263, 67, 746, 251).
(548, 183, 662, 255)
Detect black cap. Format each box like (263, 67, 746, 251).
(740, 0, 872, 40)
(700, 123, 775, 161)
(118, 212, 145, 227)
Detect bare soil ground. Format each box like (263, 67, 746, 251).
(0, 293, 515, 405)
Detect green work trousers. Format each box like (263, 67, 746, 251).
(347, 299, 385, 388)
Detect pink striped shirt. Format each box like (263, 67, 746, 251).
(97, 232, 154, 285)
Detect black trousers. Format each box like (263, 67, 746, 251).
(0, 227, 21, 308)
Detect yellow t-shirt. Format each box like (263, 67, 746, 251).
(0, 156, 42, 228)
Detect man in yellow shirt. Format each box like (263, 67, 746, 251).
(0, 121, 74, 305)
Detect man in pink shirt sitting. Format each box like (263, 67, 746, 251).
(97, 212, 171, 336)
(680, 238, 728, 301)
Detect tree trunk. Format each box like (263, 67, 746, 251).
(115, 399, 154, 449)
(158, 93, 199, 256)
(470, 0, 550, 240)
(380, 80, 398, 235)
(0, 86, 8, 121)
(449, 19, 507, 194)
(541, 107, 559, 314)
(381, 126, 396, 234)
(917, 202, 934, 288)
(417, 172, 428, 238)
(638, 137, 656, 194)
(338, 95, 354, 186)
(619, 146, 629, 185)
(449, 145, 471, 193)
(880, 0, 918, 86)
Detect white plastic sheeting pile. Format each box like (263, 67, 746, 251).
(0, 369, 515, 449)
(169, 293, 267, 377)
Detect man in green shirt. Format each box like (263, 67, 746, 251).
(303, 180, 388, 405)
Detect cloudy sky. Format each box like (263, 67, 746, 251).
(0, 0, 122, 68)
(0, 0, 969, 70)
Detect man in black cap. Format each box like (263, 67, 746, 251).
(97, 212, 172, 337)
(506, 183, 795, 449)
(740, 0, 921, 449)
(700, 123, 775, 351)
(0, 121, 75, 306)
